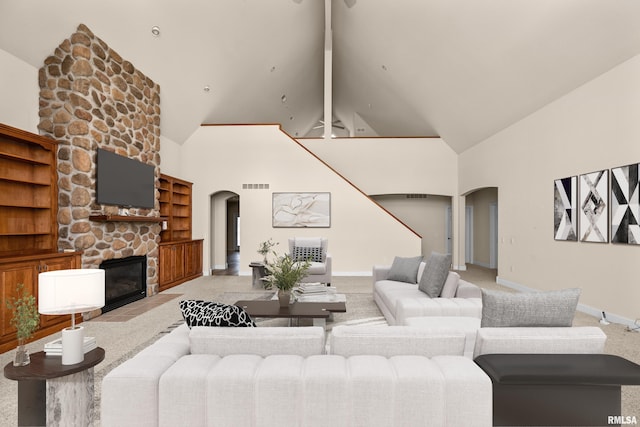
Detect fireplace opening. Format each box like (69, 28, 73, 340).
(100, 255, 147, 313)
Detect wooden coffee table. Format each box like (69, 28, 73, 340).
(235, 299, 346, 329)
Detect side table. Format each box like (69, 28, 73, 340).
(249, 262, 266, 288)
(4, 347, 105, 427)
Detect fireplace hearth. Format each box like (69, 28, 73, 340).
(100, 255, 147, 313)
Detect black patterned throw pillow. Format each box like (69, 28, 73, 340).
(292, 246, 323, 262)
(179, 300, 256, 328)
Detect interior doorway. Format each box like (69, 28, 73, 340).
(464, 187, 499, 270)
(210, 191, 240, 275)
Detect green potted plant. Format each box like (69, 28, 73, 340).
(263, 252, 311, 307)
(6, 283, 40, 366)
(257, 238, 278, 265)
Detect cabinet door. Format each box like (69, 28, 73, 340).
(184, 241, 197, 277)
(185, 240, 203, 277)
(0, 260, 37, 344)
(174, 243, 185, 280)
(158, 245, 174, 286)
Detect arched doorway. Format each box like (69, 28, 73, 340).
(210, 191, 240, 275)
(464, 187, 498, 269)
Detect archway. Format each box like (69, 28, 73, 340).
(464, 187, 499, 269)
(210, 191, 240, 275)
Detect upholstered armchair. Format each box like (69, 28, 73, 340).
(288, 237, 332, 285)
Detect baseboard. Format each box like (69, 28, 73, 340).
(453, 264, 467, 271)
(335, 271, 372, 277)
(497, 276, 637, 329)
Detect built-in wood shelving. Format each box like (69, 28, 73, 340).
(0, 123, 84, 353)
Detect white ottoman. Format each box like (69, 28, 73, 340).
(405, 316, 481, 358)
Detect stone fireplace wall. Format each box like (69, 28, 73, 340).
(37, 24, 162, 296)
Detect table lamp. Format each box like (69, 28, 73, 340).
(38, 269, 105, 365)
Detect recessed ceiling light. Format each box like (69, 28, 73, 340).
(151, 26, 161, 36)
(381, 65, 388, 71)
(203, 86, 211, 93)
(281, 95, 287, 103)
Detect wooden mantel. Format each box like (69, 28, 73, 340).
(89, 215, 168, 223)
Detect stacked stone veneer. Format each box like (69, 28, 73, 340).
(37, 24, 162, 296)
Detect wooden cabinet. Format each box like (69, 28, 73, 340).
(158, 240, 203, 291)
(159, 174, 193, 242)
(0, 123, 84, 353)
(158, 173, 202, 290)
(0, 123, 59, 257)
(0, 252, 82, 354)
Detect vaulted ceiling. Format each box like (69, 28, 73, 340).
(1, 0, 640, 153)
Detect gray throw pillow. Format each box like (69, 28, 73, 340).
(418, 252, 452, 297)
(481, 288, 581, 327)
(387, 256, 423, 283)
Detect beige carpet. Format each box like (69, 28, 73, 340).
(1, 266, 638, 425)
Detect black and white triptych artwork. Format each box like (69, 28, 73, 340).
(553, 176, 577, 241)
(555, 162, 640, 246)
(611, 163, 640, 245)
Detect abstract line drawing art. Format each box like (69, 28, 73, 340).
(554, 176, 577, 241)
(579, 170, 608, 243)
(272, 192, 331, 227)
(611, 163, 640, 245)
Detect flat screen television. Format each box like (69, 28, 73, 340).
(96, 148, 155, 209)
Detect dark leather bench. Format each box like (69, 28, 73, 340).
(475, 353, 640, 426)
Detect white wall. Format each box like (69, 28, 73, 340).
(373, 195, 451, 257)
(459, 54, 640, 322)
(180, 125, 423, 276)
(0, 48, 39, 132)
(301, 137, 458, 196)
(301, 137, 462, 266)
(159, 135, 183, 177)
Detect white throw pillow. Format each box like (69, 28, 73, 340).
(439, 272, 460, 298)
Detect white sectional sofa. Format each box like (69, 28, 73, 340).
(102, 323, 493, 427)
(373, 262, 482, 325)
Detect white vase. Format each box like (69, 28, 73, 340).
(278, 290, 291, 308)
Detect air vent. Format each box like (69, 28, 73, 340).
(406, 194, 428, 199)
(242, 184, 270, 190)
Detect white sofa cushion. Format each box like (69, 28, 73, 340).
(404, 316, 481, 358)
(189, 326, 326, 356)
(396, 297, 483, 325)
(473, 326, 607, 358)
(156, 354, 492, 427)
(305, 261, 327, 274)
(330, 325, 466, 357)
(439, 271, 460, 298)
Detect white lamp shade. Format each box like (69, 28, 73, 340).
(38, 269, 105, 315)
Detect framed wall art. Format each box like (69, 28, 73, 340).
(611, 162, 639, 245)
(553, 176, 577, 241)
(579, 170, 608, 243)
(272, 192, 331, 228)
